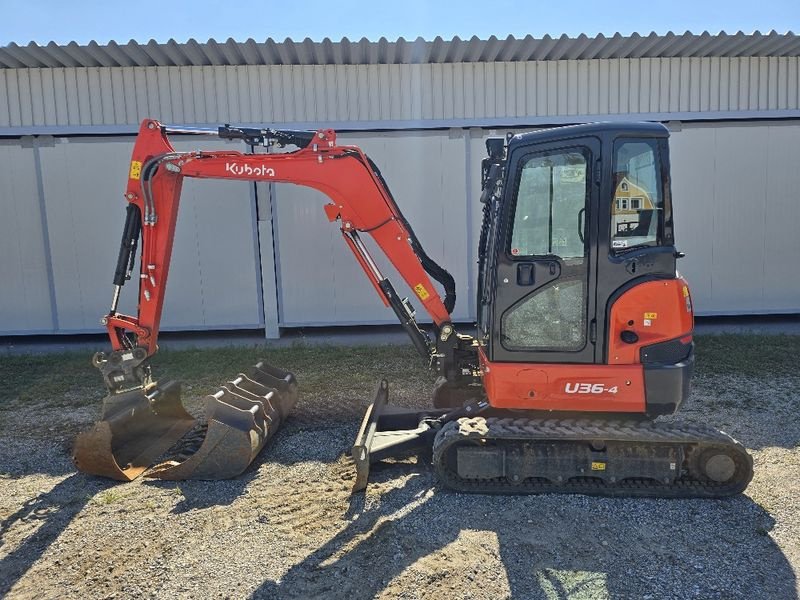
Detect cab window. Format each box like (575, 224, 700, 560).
(509, 148, 589, 262)
(611, 139, 663, 252)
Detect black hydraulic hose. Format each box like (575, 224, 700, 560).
(364, 156, 457, 315)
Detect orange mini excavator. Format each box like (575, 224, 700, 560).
(73, 119, 753, 497)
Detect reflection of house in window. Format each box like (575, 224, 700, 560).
(612, 176, 655, 239)
(613, 177, 653, 215)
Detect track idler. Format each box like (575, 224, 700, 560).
(73, 360, 298, 481)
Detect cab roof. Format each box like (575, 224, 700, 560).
(508, 121, 669, 151)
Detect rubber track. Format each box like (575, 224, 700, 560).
(432, 417, 754, 498)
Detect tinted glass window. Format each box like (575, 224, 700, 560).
(611, 139, 662, 252)
(502, 279, 586, 350)
(510, 149, 588, 261)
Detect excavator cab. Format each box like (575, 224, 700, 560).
(477, 123, 692, 416)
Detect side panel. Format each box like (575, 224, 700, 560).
(480, 349, 646, 412)
(607, 278, 694, 364)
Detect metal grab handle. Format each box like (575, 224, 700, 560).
(577, 207, 586, 244)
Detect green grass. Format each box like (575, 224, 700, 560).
(0, 334, 796, 414)
(0, 343, 430, 414)
(693, 334, 800, 378)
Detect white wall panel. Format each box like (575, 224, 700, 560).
(4, 116, 800, 335)
(670, 122, 800, 314)
(0, 141, 54, 333)
(274, 130, 470, 326)
(36, 136, 261, 332)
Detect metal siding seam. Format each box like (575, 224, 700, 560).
(619, 59, 630, 113)
(98, 68, 115, 124)
(190, 67, 205, 123)
(226, 66, 241, 122)
(438, 63, 450, 120)
(747, 58, 758, 110)
(699, 57, 711, 111)
(577, 60, 589, 115)
(32, 140, 59, 331)
(180, 66, 196, 123)
(730, 58, 741, 110)
(121, 67, 137, 123)
(546, 61, 558, 114)
(202, 66, 216, 122)
(213, 65, 228, 121)
(144, 68, 159, 120)
(777, 57, 788, 109)
(39, 69, 55, 125)
(463, 63, 475, 119)
(718, 58, 730, 111)
(463, 131, 475, 319)
(247, 179, 268, 332)
(399, 64, 412, 121)
(110, 68, 127, 123)
(52, 69, 68, 124)
(768, 57, 779, 109)
(18, 69, 33, 126)
(567, 60, 579, 115)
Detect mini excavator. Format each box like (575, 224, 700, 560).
(73, 119, 753, 497)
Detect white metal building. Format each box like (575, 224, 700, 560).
(1, 32, 799, 337)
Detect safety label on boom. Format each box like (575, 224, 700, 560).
(129, 160, 142, 180)
(414, 284, 430, 300)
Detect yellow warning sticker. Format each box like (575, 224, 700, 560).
(644, 312, 658, 320)
(682, 286, 690, 298)
(129, 160, 142, 180)
(414, 283, 430, 301)
(591, 462, 606, 471)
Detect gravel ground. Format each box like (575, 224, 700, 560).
(0, 339, 798, 599)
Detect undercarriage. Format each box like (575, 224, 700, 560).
(353, 382, 753, 498)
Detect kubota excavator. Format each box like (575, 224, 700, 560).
(73, 118, 753, 497)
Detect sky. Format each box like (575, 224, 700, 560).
(1, 0, 799, 45)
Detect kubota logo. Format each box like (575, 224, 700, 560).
(225, 162, 276, 177)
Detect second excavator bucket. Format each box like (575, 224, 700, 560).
(73, 361, 298, 481)
(148, 362, 298, 480)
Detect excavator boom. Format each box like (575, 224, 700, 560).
(74, 119, 464, 481)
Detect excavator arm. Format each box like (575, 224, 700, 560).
(74, 119, 475, 483)
(105, 119, 456, 365)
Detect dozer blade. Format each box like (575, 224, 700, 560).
(351, 380, 448, 493)
(146, 362, 298, 480)
(72, 380, 196, 481)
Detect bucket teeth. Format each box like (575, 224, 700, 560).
(73, 361, 298, 481)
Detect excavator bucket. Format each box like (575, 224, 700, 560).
(73, 380, 195, 481)
(73, 361, 298, 481)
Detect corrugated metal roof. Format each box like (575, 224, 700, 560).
(1, 31, 799, 69)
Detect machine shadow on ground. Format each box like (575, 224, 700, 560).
(0, 471, 114, 596)
(250, 460, 797, 600)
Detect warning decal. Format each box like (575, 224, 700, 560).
(414, 283, 430, 301)
(129, 160, 142, 180)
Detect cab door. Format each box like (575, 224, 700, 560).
(489, 137, 600, 364)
